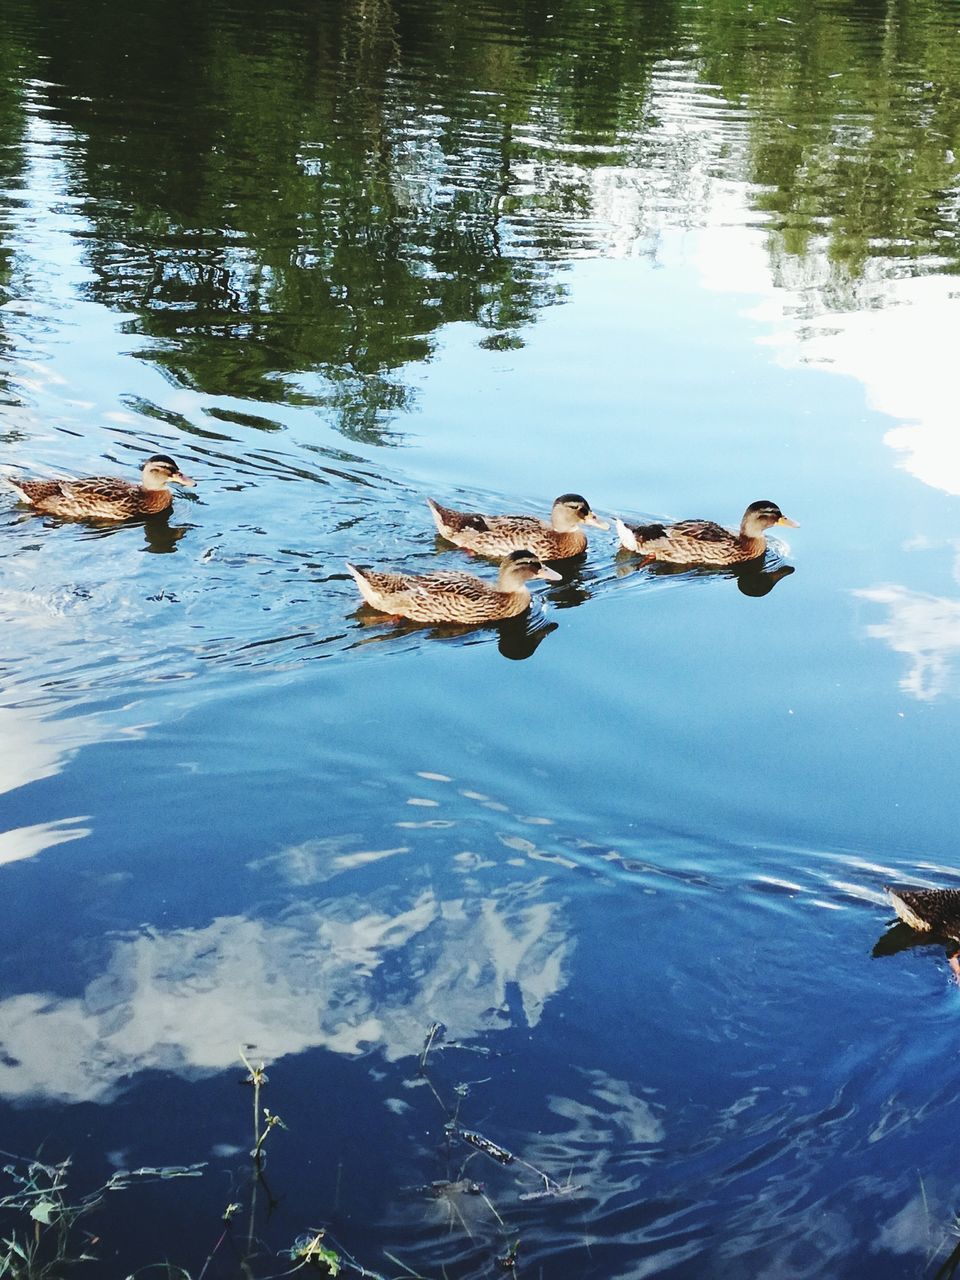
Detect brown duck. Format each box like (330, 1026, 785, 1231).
(615, 500, 798, 566)
(887, 886, 960, 979)
(428, 493, 609, 561)
(346, 549, 562, 624)
(7, 453, 195, 520)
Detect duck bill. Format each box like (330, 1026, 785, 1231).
(584, 512, 610, 530)
(536, 565, 563, 582)
(776, 516, 799, 527)
(173, 472, 196, 488)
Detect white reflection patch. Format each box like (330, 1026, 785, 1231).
(0, 884, 571, 1104)
(856, 584, 960, 700)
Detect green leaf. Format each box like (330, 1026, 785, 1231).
(29, 1199, 57, 1224)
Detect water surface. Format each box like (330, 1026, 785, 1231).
(2, 0, 960, 1276)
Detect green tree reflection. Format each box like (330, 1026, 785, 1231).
(0, 0, 957, 439)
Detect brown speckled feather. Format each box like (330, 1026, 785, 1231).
(617, 517, 764, 566)
(347, 563, 532, 623)
(887, 886, 960, 940)
(428, 498, 587, 560)
(9, 475, 174, 520)
(617, 501, 796, 566)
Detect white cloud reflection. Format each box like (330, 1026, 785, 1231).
(0, 817, 90, 867)
(0, 883, 571, 1104)
(856, 584, 960, 700)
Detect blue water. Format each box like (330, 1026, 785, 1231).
(2, 0, 960, 1276)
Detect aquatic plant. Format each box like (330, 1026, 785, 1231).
(0, 1153, 203, 1279)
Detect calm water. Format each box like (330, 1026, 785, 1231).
(1, 0, 960, 1276)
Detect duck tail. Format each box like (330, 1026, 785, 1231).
(427, 497, 457, 535)
(3, 474, 42, 505)
(615, 517, 639, 552)
(886, 887, 932, 933)
(345, 561, 377, 608)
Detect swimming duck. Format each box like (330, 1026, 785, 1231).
(428, 493, 609, 561)
(615, 500, 798, 567)
(7, 453, 196, 520)
(346, 549, 562, 624)
(887, 886, 960, 966)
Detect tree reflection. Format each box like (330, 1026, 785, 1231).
(0, 0, 957, 437)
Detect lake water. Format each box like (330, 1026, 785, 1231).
(1, 0, 960, 1276)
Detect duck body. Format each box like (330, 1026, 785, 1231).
(428, 493, 608, 561)
(7, 454, 195, 521)
(346, 549, 562, 624)
(887, 886, 960, 940)
(887, 885, 960, 979)
(615, 500, 798, 567)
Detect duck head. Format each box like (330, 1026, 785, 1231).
(551, 493, 609, 532)
(142, 454, 196, 490)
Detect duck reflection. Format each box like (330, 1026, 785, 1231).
(616, 549, 795, 598)
(142, 516, 191, 553)
(76, 513, 191, 553)
(538, 552, 595, 609)
(351, 604, 558, 662)
(872, 885, 960, 982)
(498, 613, 558, 660)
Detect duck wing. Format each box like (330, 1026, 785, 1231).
(666, 519, 733, 543)
(427, 499, 490, 535)
(8, 477, 68, 504)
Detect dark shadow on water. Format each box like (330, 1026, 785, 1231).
(616, 549, 796, 598)
(498, 614, 558, 660)
(735, 564, 795, 597)
(142, 517, 191, 553)
(350, 606, 559, 661)
(64, 513, 193, 553)
(872, 921, 959, 971)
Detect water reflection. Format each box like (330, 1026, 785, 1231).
(856, 585, 960, 700)
(498, 613, 558, 661)
(0, 817, 89, 868)
(0, 879, 571, 1104)
(1, 0, 956, 438)
(350, 602, 560, 662)
(74, 515, 192, 554)
(616, 550, 796, 598)
(0, 700, 110, 798)
(871, 920, 959, 973)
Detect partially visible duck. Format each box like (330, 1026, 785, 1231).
(887, 885, 960, 979)
(346, 549, 562, 624)
(615, 500, 798, 567)
(428, 493, 609, 561)
(7, 453, 196, 521)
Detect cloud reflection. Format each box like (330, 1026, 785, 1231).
(0, 883, 571, 1104)
(0, 817, 90, 867)
(856, 584, 960, 700)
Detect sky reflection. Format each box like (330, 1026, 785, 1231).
(856, 584, 960, 701)
(0, 880, 571, 1104)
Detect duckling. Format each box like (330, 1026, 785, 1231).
(615, 500, 798, 567)
(346, 549, 562, 624)
(887, 886, 960, 978)
(428, 493, 609, 561)
(7, 453, 196, 520)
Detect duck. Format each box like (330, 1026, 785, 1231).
(7, 453, 196, 520)
(427, 493, 609, 561)
(886, 886, 960, 978)
(346, 549, 562, 624)
(615, 500, 798, 567)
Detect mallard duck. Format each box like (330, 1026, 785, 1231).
(615, 500, 798, 566)
(887, 885, 960, 978)
(7, 453, 195, 520)
(427, 493, 609, 561)
(346, 549, 562, 624)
